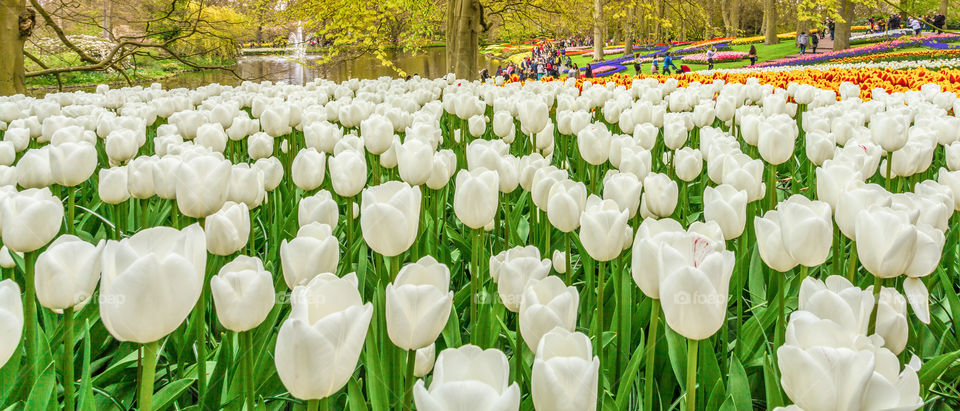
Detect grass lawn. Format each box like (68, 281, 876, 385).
(25, 50, 235, 89)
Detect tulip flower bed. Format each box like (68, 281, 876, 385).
(752, 34, 960, 68)
(681, 51, 749, 63)
(1, 73, 960, 411)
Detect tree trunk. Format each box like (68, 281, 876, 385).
(763, 0, 778, 44)
(655, 0, 665, 41)
(833, 0, 853, 50)
(941, 0, 948, 17)
(592, 0, 603, 61)
(0, 0, 26, 95)
(729, 0, 740, 37)
(623, 0, 635, 56)
(445, 0, 457, 74)
(450, 0, 480, 79)
(102, 0, 112, 39)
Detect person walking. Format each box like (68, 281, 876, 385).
(706, 47, 716, 70)
(584, 63, 594, 78)
(633, 58, 642, 74)
(810, 32, 819, 54)
(829, 19, 836, 40)
(651, 58, 659, 74)
(662, 52, 679, 74)
(797, 32, 809, 55)
(748, 45, 758, 65)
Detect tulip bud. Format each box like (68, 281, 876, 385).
(468, 115, 486, 138)
(754, 209, 800, 272)
(176, 155, 231, 218)
(16, 147, 54, 189)
(275, 273, 372, 400)
(757, 115, 797, 165)
(777, 195, 833, 267)
(704, 184, 747, 240)
(552, 249, 566, 274)
(292, 148, 327, 192)
(0, 279, 23, 368)
(489, 246, 552, 312)
(0, 246, 17, 268)
(280, 223, 339, 288)
(48, 142, 97, 187)
(602, 170, 642, 218)
(204, 201, 250, 256)
(641, 173, 678, 218)
(519, 276, 578, 351)
(248, 132, 274, 160)
(328, 149, 367, 197)
(426, 150, 457, 190)
(298, 190, 339, 229)
(413, 345, 521, 410)
(304, 121, 343, 153)
(105, 129, 139, 164)
(210, 255, 275, 332)
(99, 166, 130, 204)
(493, 111, 514, 139)
(518, 98, 548, 135)
(397, 138, 435, 186)
(386, 256, 453, 350)
(673, 147, 702, 182)
(805, 131, 835, 166)
(454, 168, 499, 230)
(414, 343, 436, 377)
(361, 114, 394, 155)
(361, 181, 421, 257)
(0, 188, 63, 252)
(856, 205, 918, 279)
(100, 224, 206, 343)
(659, 233, 735, 340)
(531, 328, 599, 411)
(722, 153, 765, 202)
(870, 114, 909, 152)
(579, 195, 629, 262)
(577, 123, 612, 166)
(35, 235, 103, 311)
(254, 157, 284, 192)
(547, 179, 587, 232)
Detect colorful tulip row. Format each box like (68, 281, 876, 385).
(752, 33, 960, 68)
(0, 73, 958, 411)
(680, 51, 749, 63)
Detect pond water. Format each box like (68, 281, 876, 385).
(160, 47, 501, 89)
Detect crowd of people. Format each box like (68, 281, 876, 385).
(867, 13, 947, 35)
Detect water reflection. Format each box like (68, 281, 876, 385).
(164, 47, 500, 89)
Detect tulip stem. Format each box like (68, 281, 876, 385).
(514, 314, 523, 386)
(470, 229, 481, 343)
(564, 232, 573, 286)
(62, 306, 76, 411)
(846, 242, 858, 283)
(306, 399, 318, 411)
(67, 185, 76, 235)
(23, 250, 38, 385)
(140, 198, 149, 230)
(885, 152, 893, 192)
(771, 269, 785, 357)
(139, 341, 159, 411)
(596, 260, 605, 384)
(867, 276, 883, 336)
(685, 338, 699, 411)
(403, 349, 416, 410)
(241, 331, 256, 410)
